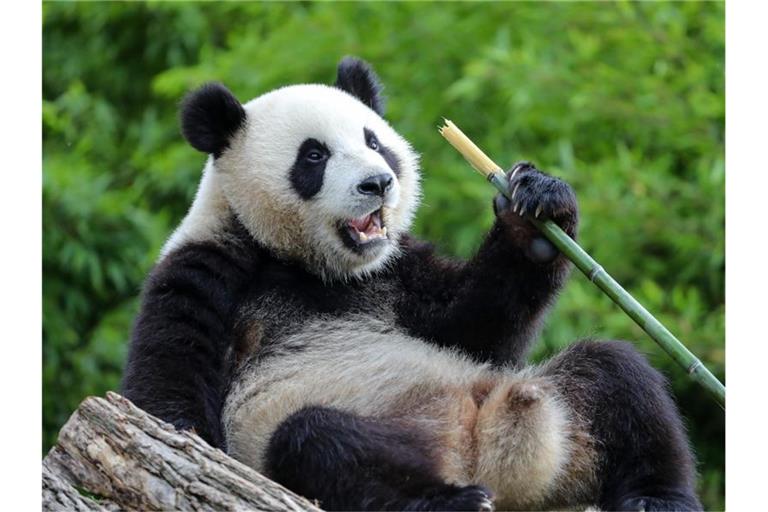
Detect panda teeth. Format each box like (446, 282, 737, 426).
(364, 224, 387, 242)
(346, 209, 388, 244)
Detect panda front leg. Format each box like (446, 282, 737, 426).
(540, 340, 703, 511)
(396, 162, 579, 367)
(265, 406, 495, 511)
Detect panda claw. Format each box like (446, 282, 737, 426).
(511, 183, 520, 200)
(479, 497, 495, 511)
(509, 162, 527, 179)
(519, 205, 526, 217)
(535, 205, 542, 218)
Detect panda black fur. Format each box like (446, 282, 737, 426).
(122, 57, 701, 511)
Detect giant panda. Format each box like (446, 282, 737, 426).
(122, 57, 701, 511)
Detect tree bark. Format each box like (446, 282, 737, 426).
(42, 392, 322, 511)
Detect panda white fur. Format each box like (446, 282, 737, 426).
(123, 57, 701, 511)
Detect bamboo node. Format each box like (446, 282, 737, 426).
(588, 265, 605, 282)
(687, 360, 703, 375)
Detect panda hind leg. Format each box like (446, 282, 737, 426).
(472, 377, 570, 509)
(265, 405, 494, 512)
(541, 340, 703, 511)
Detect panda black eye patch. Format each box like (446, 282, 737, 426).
(290, 138, 331, 200)
(364, 128, 381, 151)
(364, 128, 401, 177)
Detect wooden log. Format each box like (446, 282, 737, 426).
(42, 392, 322, 512)
(42, 463, 116, 511)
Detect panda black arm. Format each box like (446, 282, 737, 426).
(121, 228, 259, 448)
(394, 162, 578, 365)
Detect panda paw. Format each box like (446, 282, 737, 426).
(493, 161, 578, 236)
(404, 484, 495, 511)
(617, 493, 703, 512)
(492, 161, 578, 263)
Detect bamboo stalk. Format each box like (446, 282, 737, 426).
(439, 119, 725, 409)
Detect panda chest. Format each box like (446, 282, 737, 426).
(230, 273, 397, 365)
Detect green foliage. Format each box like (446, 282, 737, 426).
(43, 2, 724, 508)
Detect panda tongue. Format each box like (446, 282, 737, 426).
(349, 214, 372, 232)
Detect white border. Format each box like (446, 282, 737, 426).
(0, 0, 42, 501)
(726, 1, 768, 510)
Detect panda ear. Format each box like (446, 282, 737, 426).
(334, 56, 385, 116)
(180, 82, 246, 157)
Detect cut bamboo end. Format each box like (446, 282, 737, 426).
(438, 119, 503, 177)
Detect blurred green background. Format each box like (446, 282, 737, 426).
(43, 1, 724, 509)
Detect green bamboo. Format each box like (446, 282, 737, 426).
(486, 172, 725, 409)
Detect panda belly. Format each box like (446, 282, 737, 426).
(222, 316, 591, 510)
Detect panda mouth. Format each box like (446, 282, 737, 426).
(347, 209, 387, 243)
(339, 209, 388, 251)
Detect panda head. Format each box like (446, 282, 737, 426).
(177, 57, 421, 280)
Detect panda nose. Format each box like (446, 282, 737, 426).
(357, 174, 393, 197)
